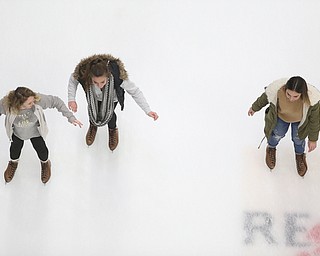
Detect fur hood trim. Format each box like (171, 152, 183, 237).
(265, 78, 320, 106)
(73, 54, 128, 81)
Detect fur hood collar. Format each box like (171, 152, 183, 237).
(73, 54, 128, 81)
(265, 78, 320, 106)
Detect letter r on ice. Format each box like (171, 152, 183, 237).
(244, 212, 277, 245)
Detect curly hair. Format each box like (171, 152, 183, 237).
(4, 87, 40, 113)
(73, 54, 128, 92)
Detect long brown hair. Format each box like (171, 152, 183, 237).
(285, 76, 310, 105)
(4, 87, 39, 113)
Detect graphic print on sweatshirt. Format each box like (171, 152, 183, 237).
(13, 109, 40, 140)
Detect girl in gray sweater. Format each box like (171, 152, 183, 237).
(68, 54, 158, 151)
(0, 87, 82, 184)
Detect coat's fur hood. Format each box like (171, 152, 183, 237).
(73, 54, 128, 81)
(265, 78, 320, 106)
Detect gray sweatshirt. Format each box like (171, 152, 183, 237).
(67, 74, 152, 114)
(0, 93, 76, 140)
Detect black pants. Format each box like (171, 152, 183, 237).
(95, 102, 118, 129)
(10, 134, 49, 162)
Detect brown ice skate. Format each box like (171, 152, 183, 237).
(4, 160, 18, 183)
(108, 128, 119, 151)
(41, 160, 51, 184)
(86, 123, 98, 146)
(295, 153, 307, 177)
(266, 146, 276, 170)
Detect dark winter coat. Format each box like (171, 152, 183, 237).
(73, 54, 128, 110)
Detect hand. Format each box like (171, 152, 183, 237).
(68, 101, 78, 112)
(148, 111, 159, 121)
(248, 107, 255, 116)
(72, 119, 83, 128)
(308, 140, 317, 152)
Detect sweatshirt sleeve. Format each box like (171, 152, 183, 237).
(68, 74, 79, 102)
(251, 92, 269, 112)
(120, 80, 152, 114)
(0, 97, 6, 115)
(37, 94, 76, 123)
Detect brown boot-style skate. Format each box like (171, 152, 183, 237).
(295, 153, 307, 177)
(266, 146, 276, 170)
(4, 160, 18, 183)
(86, 123, 98, 146)
(108, 128, 119, 151)
(41, 160, 51, 184)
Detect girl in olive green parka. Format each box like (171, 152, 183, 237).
(248, 76, 320, 177)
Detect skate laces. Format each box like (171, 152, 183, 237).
(5, 161, 18, 181)
(41, 169, 46, 179)
(8, 165, 14, 178)
(88, 125, 96, 140)
(109, 129, 116, 144)
(296, 155, 305, 168)
(41, 163, 49, 179)
(8, 162, 17, 177)
(267, 148, 276, 163)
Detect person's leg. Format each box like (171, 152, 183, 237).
(108, 102, 118, 129)
(10, 134, 24, 160)
(291, 122, 307, 177)
(30, 136, 51, 183)
(30, 136, 49, 161)
(267, 117, 290, 148)
(108, 103, 119, 151)
(266, 118, 290, 169)
(86, 101, 102, 146)
(291, 122, 305, 154)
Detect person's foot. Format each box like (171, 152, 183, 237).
(108, 128, 119, 151)
(266, 146, 276, 170)
(41, 160, 51, 184)
(295, 153, 307, 177)
(86, 123, 98, 146)
(4, 160, 18, 183)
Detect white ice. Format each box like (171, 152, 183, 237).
(1, 1, 320, 255)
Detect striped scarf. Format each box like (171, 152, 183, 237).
(86, 75, 115, 127)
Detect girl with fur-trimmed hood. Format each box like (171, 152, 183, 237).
(248, 76, 320, 177)
(0, 87, 83, 184)
(68, 54, 158, 151)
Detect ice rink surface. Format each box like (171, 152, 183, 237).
(1, 0, 320, 255)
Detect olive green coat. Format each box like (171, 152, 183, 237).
(251, 78, 320, 142)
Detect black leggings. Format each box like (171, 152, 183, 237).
(108, 108, 117, 129)
(10, 134, 49, 161)
(96, 102, 118, 129)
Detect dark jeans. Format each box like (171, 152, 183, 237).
(96, 102, 118, 129)
(10, 134, 49, 161)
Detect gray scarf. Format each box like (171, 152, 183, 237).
(86, 75, 115, 127)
